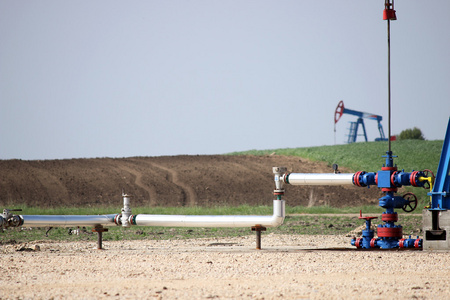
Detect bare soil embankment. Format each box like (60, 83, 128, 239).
(0, 155, 380, 208)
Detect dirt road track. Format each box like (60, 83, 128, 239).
(0, 155, 381, 208)
(1, 234, 450, 299)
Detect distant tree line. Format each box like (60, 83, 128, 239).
(398, 127, 425, 140)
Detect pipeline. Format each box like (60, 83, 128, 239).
(2, 199, 284, 230)
(20, 214, 117, 227)
(283, 169, 429, 189)
(283, 173, 354, 186)
(127, 200, 285, 228)
(1, 167, 288, 250)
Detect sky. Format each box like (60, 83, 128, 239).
(1, 1, 449, 160)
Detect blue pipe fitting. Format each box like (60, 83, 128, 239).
(376, 237, 402, 249)
(351, 214, 378, 249)
(377, 170, 392, 188)
(383, 151, 396, 168)
(393, 171, 411, 186)
(379, 193, 409, 209)
(350, 150, 427, 249)
(353, 169, 426, 189)
(358, 228, 375, 249)
(361, 172, 377, 187)
(353, 171, 377, 187)
(391, 170, 426, 188)
(399, 236, 422, 248)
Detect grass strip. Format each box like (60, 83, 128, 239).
(4, 204, 390, 216)
(1, 207, 423, 244)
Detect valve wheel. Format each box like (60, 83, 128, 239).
(402, 192, 418, 213)
(422, 169, 435, 190)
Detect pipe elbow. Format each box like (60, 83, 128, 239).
(270, 214, 285, 227)
(268, 199, 285, 227)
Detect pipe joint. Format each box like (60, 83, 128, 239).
(273, 167, 287, 191)
(1, 209, 24, 229)
(353, 171, 377, 187)
(121, 193, 132, 228)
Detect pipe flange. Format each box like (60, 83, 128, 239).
(381, 213, 398, 222)
(381, 166, 398, 171)
(410, 171, 420, 187)
(353, 171, 366, 187)
(377, 227, 403, 238)
(282, 172, 290, 184)
(390, 171, 400, 187)
(92, 226, 108, 233)
(128, 215, 137, 226)
(273, 189, 285, 196)
(114, 214, 122, 225)
(11, 215, 23, 227)
(414, 238, 422, 248)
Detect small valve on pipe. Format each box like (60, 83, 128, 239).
(273, 167, 287, 197)
(1, 208, 23, 229)
(332, 164, 340, 174)
(121, 192, 132, 228)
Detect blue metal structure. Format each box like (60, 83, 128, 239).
(353, 211, 421, 249)
(423, 118, 450, 250)
(351, 154, 427, 249)
(428, 117, 450, 211)
(334, 100, 388, 143)
(351, 118, 450, 250)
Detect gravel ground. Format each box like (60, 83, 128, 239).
(1, 234, 450, 299)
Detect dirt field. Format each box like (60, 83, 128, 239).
(1, 235, 450, 299)
(1, 155, 449, 299)
(0, 155, 381, 208)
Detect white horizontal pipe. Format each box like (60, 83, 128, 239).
(134, 200, 285, 228)
(21, 214, 117, 227)
(285, 173, 355, 186)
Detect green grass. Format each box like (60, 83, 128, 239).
(6, 203, 387, 216)
(2, 140, 440, 243)
(230, 139, 444, 206)
(229, 140, 443, 173)
(1, 205, 422, 244)
(1, 214, 423, 244)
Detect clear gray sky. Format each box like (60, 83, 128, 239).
(1, 1, 449, 160)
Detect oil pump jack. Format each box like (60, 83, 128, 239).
(334, 100, 389, 143)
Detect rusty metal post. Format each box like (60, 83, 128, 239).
(92, 225, 108, 250)
(251, 225, 266, 250)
